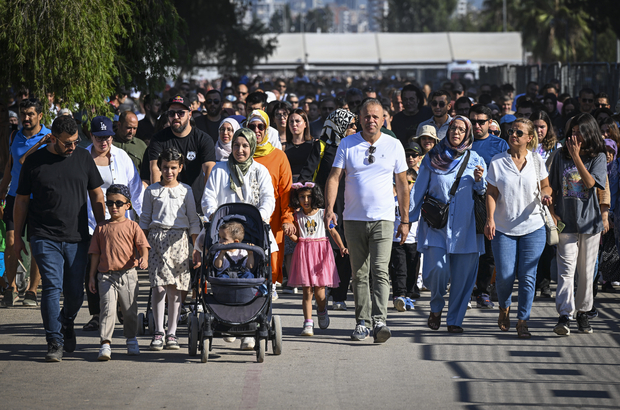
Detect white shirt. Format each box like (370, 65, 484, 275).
(487, 150, 548, 236)
(201, 161, 275, 222)
(139, 182, 201, 235)
(267, 126, 283, 150)
(86, 144, 145, 234)
(333, 132, 407, 222)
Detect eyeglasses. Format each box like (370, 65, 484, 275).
(167, 110, 188, 118)
(508, 128, 524, 138)
(470, 119, 489, 126)
(490, 129, 501, 136)
(105, 200, 129, 208)
(94, 135, 112, 142)
(206, 99, 220, 105)
(431, 100, 446, 108)
(451, 126, 467, 134)
(368, 146, 376, 164)
(248, 123, 266, 131)
(407, 180, 415, 185)
(581, 98, 594, 103)
(58, 137, 81, 148)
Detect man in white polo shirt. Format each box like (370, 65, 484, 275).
(325, 99, 410, 343)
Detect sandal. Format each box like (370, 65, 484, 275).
(516, 320, 531, 339)
(447, 325, 463, 333)
(82, 315, 99, 331)
(427, 312, 442, 330)
(498, 307, 510, 332)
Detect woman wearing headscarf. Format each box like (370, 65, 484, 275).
(248, 110, 294, 300)
(214, 117, 241, 162)
(298, 108, 357, 310)
(409, 115, 487, 333)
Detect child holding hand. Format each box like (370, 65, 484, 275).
(88, 184, 149, 361)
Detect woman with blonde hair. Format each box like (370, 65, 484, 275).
(485, 118, 550, 338)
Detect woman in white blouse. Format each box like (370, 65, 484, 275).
(485, 118, 553, 339)
(202, 128, 275, 223)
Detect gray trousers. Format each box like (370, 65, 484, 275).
(98, 268, 139, 344)
(344, 220, 393, 326)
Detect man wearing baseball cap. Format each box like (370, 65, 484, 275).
(415, 124, 440, 155)
(148, 94, 216, 205)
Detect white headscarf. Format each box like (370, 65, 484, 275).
(215, 117, 241, 161)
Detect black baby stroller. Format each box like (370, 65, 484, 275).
(187, 203, 282, 363)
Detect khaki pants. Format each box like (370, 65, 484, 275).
(344, 220, 393, 326)
(98, 268, 139, 344)
(555, 232, 601, 317)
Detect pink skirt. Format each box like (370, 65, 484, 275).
(288, 237, 340, 288)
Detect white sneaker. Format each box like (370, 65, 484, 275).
(126, 338, 140, 355)
(271, 283, 279, 301)
(317, 310, 330, 329)
(393, 297, 406, 312)
(300, 323, 314, 336)
(98, 344, 112, 361)
(240, 337, 255, 350)
(333, 301, 347, 311)
(467, 301, 472, 309)
(223, 336, 236, 343)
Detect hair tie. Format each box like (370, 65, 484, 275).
(292, 182, 315, 190)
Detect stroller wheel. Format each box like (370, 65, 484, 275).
(272, 315, 282, 355)
(188, 313, 198, 356)
(137, 313, 145, 336)
(256, 338, 265, 363)
(147, 311, 154, 335)
(201, 338, 210, 363)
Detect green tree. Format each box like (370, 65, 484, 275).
(478, 0, 521, 32)
(383, 0, 457, 32)
(174, 0, 277, 75)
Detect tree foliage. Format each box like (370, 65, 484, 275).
(174, 0, 277, 75)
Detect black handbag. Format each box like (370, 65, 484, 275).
(421, 151, 470, 229)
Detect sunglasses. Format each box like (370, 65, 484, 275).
(368, 146, 376, 164)
(581, 98, 594, 103)
(508, 128, 524, 137)
(431, 100, 446, 108)
(94, 135, 112, 142)
(289, 100, 299, 104)
(595, 103, 609, 108)
(58, 137, 81, 148)
(408, 180, 415, 185)
(406, 152, 420, 158)
(471, 119, 489, 126)
(248, 123, 266, 131)
(206, 99, 220, 105)
(490, 129, 501, 136)
(105, 200, 129, 208)
(167, 110, 187, 118)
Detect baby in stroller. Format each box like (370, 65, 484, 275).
(213, 221, 255, 279)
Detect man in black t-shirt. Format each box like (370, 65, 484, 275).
(135, 94, 161, 144)
(14, 115, 105, 362)
(148, 95, 216, 204)
(391, 84, 433, 147)
(194, 89, 222, 145)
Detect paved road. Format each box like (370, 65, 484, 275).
(1, 273, 619, 410)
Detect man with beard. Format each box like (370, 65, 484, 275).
(14, 115, 105, 361)
(391, 84, 432, 147)
(416, 90, 453, 140)
(0, 98, 49, 308)
(194, 89, 222, 145)
(148, 95, 216, 205)
(135, 94, 161, 144)
(113, 111, 147, 171)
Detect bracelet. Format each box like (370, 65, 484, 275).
(400, 221, 410, 225)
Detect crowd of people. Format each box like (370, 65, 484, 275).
(1, 69, 619, 361)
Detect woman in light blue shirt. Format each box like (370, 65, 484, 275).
(410, 116, 486, 333)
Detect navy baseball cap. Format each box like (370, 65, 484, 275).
(405, 141, 422, 155)
(168, 94, 191, 111)
(91, 116, 115, 137)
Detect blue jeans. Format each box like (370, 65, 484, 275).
(30, 236, 88, 344)
(492, 227, 546, 320)
(423, 247, 479, 327)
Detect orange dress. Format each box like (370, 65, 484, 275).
(254, 149, 293, 284)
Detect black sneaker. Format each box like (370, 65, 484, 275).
(373, 321, 391, 343)
(61, 322, 76, 353)
(602, 282, 616, 293)
(22, 291, 38, 307)
(45, 342, 63, 362)
(586, 307, 598, 319)
(576, 312, 593, 334)
(553, 315, 570, 336)
(539, 286, 552, 298)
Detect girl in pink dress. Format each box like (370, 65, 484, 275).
(287, 182, 347, 336)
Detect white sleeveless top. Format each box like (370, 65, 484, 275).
(296, 209, 327, 240)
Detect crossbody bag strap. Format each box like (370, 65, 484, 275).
(533, 153, 553, 226)
(449, 150, 471, 197)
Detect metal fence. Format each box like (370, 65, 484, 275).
(479, 63, 620, 104)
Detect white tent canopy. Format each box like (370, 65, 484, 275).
(256, 32, 523, 70)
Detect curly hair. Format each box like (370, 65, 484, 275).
(289, 184, 325, 210)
